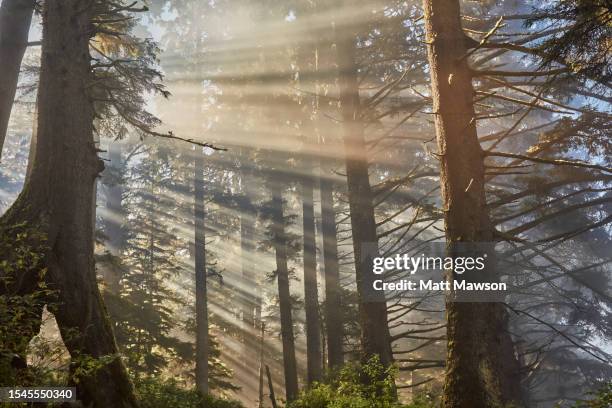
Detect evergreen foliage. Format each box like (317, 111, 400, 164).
(0, 0, 610, 406)
(136, 376, 243, 408)
(289, 357, 435, 408)
(527, 0, 611, 83)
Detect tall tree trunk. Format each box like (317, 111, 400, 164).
(0, 0, 35, 159)
(335, 26, 393, 368)
(194, 151, 209, 395)
(265, 364, 279, 408)
(301, 157, 322, 384)
(296, 25, 323, 383)
(422, 1, 523, 407)
(313, 10, 344, 371)
(319, 166, 343, 369)
(0, 0, 138, 406)
(270, 178, 298, 402)
(189, 11, 209, 393)
(105, 142, 126, 254)
(240, 211, 255, 326)
(257, 322, 265, 408)
(295, 7, 323, 384)
(25, 94, 38, 181)
(240, 152, 256, 329)
(102, 141, 125, 294)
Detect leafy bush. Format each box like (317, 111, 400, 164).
(135, 376, 242, 408)
(288, 356, 435, 408)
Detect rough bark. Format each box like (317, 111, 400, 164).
(335, 27, 393, 368)
(270, 179, 298, 402)
(319, 166, 343, 369)
(422, 1, 523, 407)
(0, 0, 35, 159)
(0, 0, 138, 406)
(194, 151, 209, 395)
(301, 158, 322, 384)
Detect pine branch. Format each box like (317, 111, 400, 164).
(148, 130, 228, 151)
(112, 98, 226, 150)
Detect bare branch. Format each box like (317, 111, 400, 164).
(485, 151, 612, 174)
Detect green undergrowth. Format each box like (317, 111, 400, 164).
(569, 382, 612, 408)
(135, 377, 243, 408)
(0, 221, 50, 387)
(288, 356, 436, 408)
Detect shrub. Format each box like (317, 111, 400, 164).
(136, 376, 242, 408)
(288, 356, 435, 408)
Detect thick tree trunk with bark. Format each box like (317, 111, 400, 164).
(422, 1, 523, 407)
(335, 30, 393, 368)
(270, 179, 298, 402)
(301, 157, 322, 384)
(194, 151, 209, 394)
(319, 164, 343, 369)
(0, 1, 138, 406)
(0, 0, 35, 159)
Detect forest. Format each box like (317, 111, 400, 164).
(0, 0, 610, 407)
